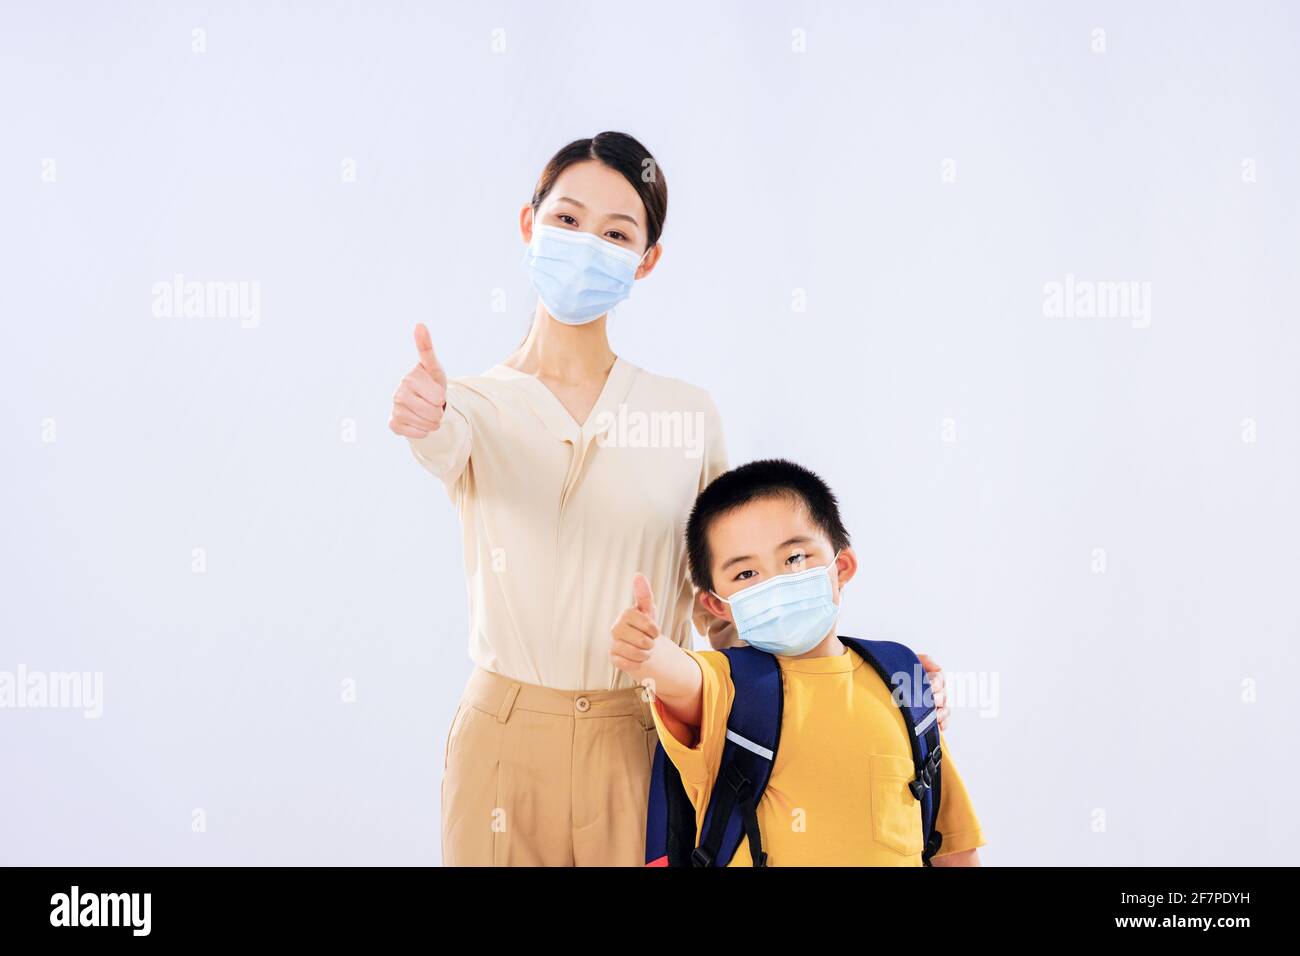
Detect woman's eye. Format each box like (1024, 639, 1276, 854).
(606, 230, 627, 242)
(557, 214, 577, 226)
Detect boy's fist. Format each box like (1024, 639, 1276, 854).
(610, 573, 660, 681)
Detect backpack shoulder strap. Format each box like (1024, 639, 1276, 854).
(841, 637, 945, 865)
(692, 645, 783, 867)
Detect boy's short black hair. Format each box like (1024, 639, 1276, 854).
(686, 458, 851, 592)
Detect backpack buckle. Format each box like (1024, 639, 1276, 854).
(909, 746, 944, 799)
(927, 746, 943, 772)
(723, 763, 753, 802)
(690, 847, 713, 867)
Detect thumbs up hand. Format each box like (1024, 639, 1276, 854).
(610, 572, 661, 682)
(389, 322, 449, 439)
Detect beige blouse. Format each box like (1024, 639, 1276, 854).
(407, 357, 728, 691)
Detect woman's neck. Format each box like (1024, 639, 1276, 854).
(505, 304, 617, 384)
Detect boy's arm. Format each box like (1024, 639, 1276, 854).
(931, 848, 981, 867)
(611, 574, 704, 733)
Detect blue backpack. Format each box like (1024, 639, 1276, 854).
(644, 636, 944, 867)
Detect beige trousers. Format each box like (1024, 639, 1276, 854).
(440, 666, 658, 866)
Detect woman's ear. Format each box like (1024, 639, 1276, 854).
(519, 203, 535, 244)
(635, 242, 662, 280)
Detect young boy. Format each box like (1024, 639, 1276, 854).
(611, 459, 985, 866)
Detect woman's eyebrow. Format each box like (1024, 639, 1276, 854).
(555, 195, 640, 227)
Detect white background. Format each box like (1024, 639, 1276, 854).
(2, 0, 1297, 865)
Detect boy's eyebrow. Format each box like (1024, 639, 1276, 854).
(719, 536, 817, 572)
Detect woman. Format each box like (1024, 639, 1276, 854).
(389, 132, 948, 866)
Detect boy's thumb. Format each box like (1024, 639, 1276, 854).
(632, 572, 656, 619)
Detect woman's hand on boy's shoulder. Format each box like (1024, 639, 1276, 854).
(917, 654, 951, 731)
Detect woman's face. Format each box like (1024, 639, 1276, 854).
(521, 160, 661, 280)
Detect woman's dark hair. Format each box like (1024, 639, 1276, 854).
(530, 131, 668, 250)
(686, 459, 852, 592)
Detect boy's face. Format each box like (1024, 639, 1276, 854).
(700, 494, 857, 622)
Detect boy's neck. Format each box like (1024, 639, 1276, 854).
(788, 628, 844, 660)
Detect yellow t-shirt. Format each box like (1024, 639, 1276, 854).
(650, 645, 986, 866)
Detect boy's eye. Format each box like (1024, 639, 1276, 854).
(786, 552, 808, 567)
(733, 569, 758, 582)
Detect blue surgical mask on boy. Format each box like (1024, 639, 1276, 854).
(522, 224, 646, 325)
(712, 553, 843, 657)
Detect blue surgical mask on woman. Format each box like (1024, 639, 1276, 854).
(712, 553, 843, 657)
(522, 224, 646, 325)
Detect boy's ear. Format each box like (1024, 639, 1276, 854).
(693, 589, 738, 650)
(832, 547, 858, 590)
(695, 587, 732, 623)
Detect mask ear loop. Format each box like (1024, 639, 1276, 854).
(827, 550, 845, 604)
(604, 244, 655, 324)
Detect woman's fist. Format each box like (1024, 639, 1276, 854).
(389, 323, 448, 439)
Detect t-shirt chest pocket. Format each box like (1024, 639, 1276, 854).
(868, 753, 924, 856)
